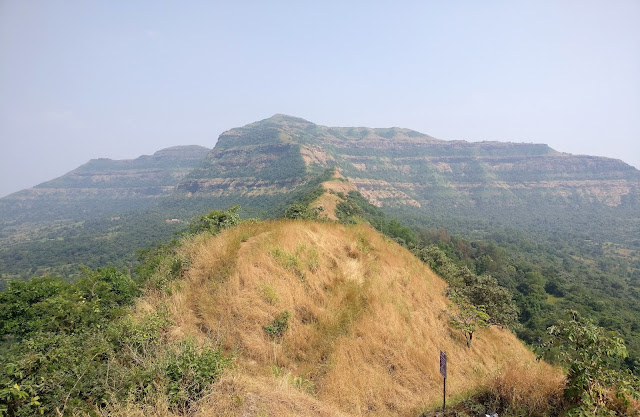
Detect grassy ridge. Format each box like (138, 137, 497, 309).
(136, 219, 562, 415)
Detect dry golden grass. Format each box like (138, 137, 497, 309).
(489, 360, 565, 415)
(623, 397, 640, 415)
(198, 374, 348, 417)
(100, 391, 179, 417)
(138, 220, 562, 416)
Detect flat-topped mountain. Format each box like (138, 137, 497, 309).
(6, 115, 637, 230)
(39, 145, 211, 189)
(173, 115, 640, 245)
(0, 145, 210, 225)
(177, 114, 638, 206)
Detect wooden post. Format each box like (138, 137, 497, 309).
(443, 375, 446, 412)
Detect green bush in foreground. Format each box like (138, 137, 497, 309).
(0, 267, 231, 416)
(165, 340, 231, 412)
(543, 311, 640, 416)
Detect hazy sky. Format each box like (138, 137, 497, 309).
(1, 1, 639, 197)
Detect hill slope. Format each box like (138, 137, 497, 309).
(134, 220, 561, 416)
(2, 116, 638, 368)
(165, 115, 640, 367)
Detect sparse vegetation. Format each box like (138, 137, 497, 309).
(259, 282, 279, 304)
(271, 247, 305, 280)
(138, 219, 559, 415)
(264, 310, 291, 339)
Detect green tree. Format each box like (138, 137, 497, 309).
(459, 274, 519, 329)
(447, 290, 490, 348)
(544, 311, 640, 416)
(516, 271, 547, 323)
(416, 246, 518, 328)
(0, 268, 137, 339)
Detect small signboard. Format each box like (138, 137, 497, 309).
(439, 350, 447, 378)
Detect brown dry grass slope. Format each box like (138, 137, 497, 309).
(139, 220, 562, 416)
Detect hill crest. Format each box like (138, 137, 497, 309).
(134, 220, 562, 416)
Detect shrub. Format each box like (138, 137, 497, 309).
(260, 283, 279, 305)
(188, 205, 241, 235)
(165, 340, 231, 412)
(0, 268, 138, 339)
(0, 288, 231, 417)
(271, 247, 305, 280)
(284, 203, 318, 220)
(264, 311, 291, 339)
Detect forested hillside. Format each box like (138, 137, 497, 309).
(0, 146, 210, 285)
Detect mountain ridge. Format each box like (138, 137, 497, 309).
(0, 145, 211, 226)
(2, 115, 639, 274)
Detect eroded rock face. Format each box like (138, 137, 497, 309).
(0, 145, 211, 224)
(175, 114, 639, 212)
(345, 155, 638, 208)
